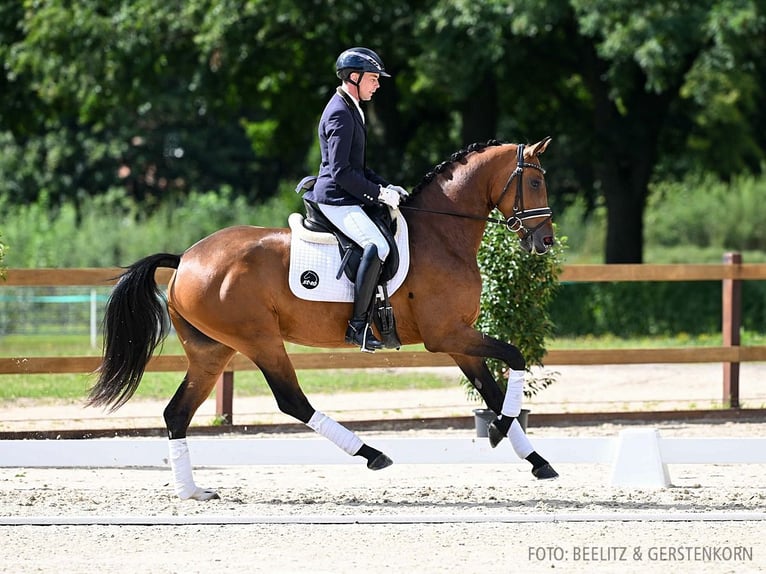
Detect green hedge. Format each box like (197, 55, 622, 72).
(550, 281, 766, 337)
(0, 185, 302, 267)
(0, 232, 6, 278)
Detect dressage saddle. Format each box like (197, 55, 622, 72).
(295, 176, 402, 349)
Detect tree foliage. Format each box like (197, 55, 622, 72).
(1, 0, 765, 262)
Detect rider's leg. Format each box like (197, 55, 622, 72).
(316, 204, 389, 351)
(345, 244, 383, 350)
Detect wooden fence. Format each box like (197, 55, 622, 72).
(3, 253, 766, 424)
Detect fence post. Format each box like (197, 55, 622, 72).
(89, 289, 98, 349)
(722, 252, 741, 408)
(215, 371, 234, 425)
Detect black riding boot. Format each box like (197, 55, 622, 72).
(345, 244, 384, 352)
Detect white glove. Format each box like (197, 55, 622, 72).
(386, 184, 409, 199)
(378, 185, 400, 208)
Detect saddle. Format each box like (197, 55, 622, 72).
(295, 176, 402, 348)
(302, 200, 400, 283)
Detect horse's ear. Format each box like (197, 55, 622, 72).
(527, 136, 553, 157)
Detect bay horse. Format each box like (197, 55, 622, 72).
(88, 137, 559, 500)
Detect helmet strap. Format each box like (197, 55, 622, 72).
(347, 71, 364, 100)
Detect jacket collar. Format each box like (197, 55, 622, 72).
(336, 87, 366, 128)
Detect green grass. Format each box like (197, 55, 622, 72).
(0, 369, 459, 403)
(0, 335, 458, 402)
(551, 331, 766, 348)
(3, 332, 766, 403)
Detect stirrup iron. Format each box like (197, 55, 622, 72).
(345, 319, 382, 353)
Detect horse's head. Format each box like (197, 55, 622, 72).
(493, 137, 555, 254)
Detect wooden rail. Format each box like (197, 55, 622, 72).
(4, 262, 766, 286)
(3, 255, 766, 424)
(4, 346, 766, 376)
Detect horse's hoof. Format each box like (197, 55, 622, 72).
(532, 464, 559, 480)
(487, 420, 505, 448)
(189, 487, 220, 501)
(367, 453, 393, 470)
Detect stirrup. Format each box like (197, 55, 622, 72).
(345, 321, 383, 353)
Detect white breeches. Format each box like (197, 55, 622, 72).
(317, 203, 390, 261)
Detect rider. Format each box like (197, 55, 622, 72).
(303, 47, 408, 352)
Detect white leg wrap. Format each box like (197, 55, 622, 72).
(508, 418, 534, 459)
(501, 369, 524, 418)
(169, 438, 198, 499)
(168, 438, 218, 501)
(307, 411, 363, 456)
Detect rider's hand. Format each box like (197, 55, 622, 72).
(386, 184, 409, 199)
(378, 186, 401, 208)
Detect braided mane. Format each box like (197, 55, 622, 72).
(409, 139, 504, 197)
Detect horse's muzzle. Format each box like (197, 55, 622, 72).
(520, 230, 554, 255)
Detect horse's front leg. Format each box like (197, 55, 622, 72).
(451, 353, 558, 479)
(428, 324, 558, 479)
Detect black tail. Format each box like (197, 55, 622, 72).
(87, 253, 181, 411)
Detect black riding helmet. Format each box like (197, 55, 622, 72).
(335, 47, 391, 83)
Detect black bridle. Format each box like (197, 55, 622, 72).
(400, 144, 552, 239)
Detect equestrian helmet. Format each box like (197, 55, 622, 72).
(335, 47, 391, 80)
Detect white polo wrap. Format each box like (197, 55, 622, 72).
(307, 411, 363, 455)
(501, 369, 525, 418)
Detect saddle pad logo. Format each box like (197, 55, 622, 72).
(300, 270, 319, 289)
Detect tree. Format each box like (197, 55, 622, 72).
(2, 0, 765, 264)
(515, 0, 764, 262)
(412, 0, 765, 262)
(0, 0, 421, 206)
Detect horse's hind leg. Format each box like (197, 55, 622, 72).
(248, 339, 392, 470)
(164, 317, 236, 500)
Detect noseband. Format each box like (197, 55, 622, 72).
(493, 144, 553, 238)
(400, 144, 553, 238)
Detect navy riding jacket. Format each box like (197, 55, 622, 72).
(304, 88, 389, 206)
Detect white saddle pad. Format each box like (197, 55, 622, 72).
(288, 210, 410, 302)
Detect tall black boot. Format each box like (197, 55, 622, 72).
(345, 244, 383, 352)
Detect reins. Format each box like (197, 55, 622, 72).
(400, 143, 552, 237)
(399, 204, 510, 227)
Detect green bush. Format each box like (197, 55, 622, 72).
(463, 223, 566, 400)
(0, 184, 303, 267)
(558, 170, 766, 264)
(551, 280, 766, 337)
(647, 170, 766, 252)
(549, 170, 766, 337)
(0, 231, 6, 279)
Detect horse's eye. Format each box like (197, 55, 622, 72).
(530, 179, 541, 190)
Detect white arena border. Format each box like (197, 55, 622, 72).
(3, 512, 766, 526)
(2, 429, 765, 488)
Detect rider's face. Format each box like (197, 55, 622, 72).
(351, 73, 380, 101)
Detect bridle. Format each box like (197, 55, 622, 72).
(399, 144, 552, 239)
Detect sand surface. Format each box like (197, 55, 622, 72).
(1, 364, 765, 573)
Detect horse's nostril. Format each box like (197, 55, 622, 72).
(543, 235, 554, 246)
